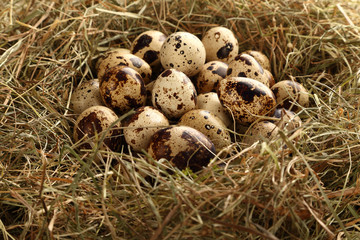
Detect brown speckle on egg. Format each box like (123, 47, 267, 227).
(131, 30, 167, 67)
(271, 80, 309, 112)
(202, 27, 239, 63)
(227, 53, 271, 87)
(160, 32, 206, 77)
(217, 77, 276, 124)
(147, 126, 216, 172)
(152, 69, 197, 120)
(100, 66, 146, 114)
(73, 106, 123, 158)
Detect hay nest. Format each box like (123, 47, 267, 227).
(1, 0, 360, 239)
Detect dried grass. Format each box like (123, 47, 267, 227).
(1, 0, 360, 239)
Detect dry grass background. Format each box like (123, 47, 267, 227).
(1, 0, 360, 239)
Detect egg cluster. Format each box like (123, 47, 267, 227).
(71, 27, 310, 172)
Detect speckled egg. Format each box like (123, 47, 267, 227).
(70, 79, 104, 114)
(100, 66, 146, 114)
(271, 80, 309, 112)
(195, 61, 228, 94)
(98, 52, 152, 84)
(151, 69, 197, 120)
(147, 126, 216, 172)
(264, 69, 275, 88)
(202, 26, 239, 63)
(243, 121, 279, 145)
(178, 109, 231, 151)
(227, 53, 270, 87)
(160, 32, 206, 77)
(123, 106, 169, 152)
(73, 106, 122, 152)
(217, 77, 277, 124)
(273, 108, 302, 132)
(242, 50, 271, 71)
(95, 48, 131, 73)
(130, 30, 167, 67)
(196, 92, 232, 127)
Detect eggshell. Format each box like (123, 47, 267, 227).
(196, 92, 232, 127)
(98, 52, 152, 84)
(243, 121, 279, 146)
(100, 66, 146, 114)
(217, 77, 276, 124)
(70, 79, 104, 114)
(202, 26, 239, 63)
(271, 80, 309, 112)
(160, 32, 206, 77)
(178, 109, 231, 151)
(242, 50, 271, 71)
(195, 61, 228, 94)
(73, 106, 122, 153)
(123, 106, 169, 152)
(227, 53, 271, 87)
(151, 69, 197, 120)
(264, 69, 275, 87)
(147, 126, 216, 172)
(95, 48, 131, 73)
(130, 30, 167, 67)
(273, 108, 302, 132)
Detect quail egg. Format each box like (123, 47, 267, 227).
(160, 32, 206, 77)
(97, 52, 152, 84)
(227, 53, 271, 87)
(95, 48, 131, 74)
(196, 92, 232, 127)
(271, 80, 309, 112)
(195, 61, 228, 94)
(151, 69, 197, 120)
(217, 77, 276, 124)
(242, 50, 271, 71)
(264, 69, 275, 87)
(273, 108, 302, 132)
(73, 105, 122, 153)
(100, 66, 146, 114)
(242, 121, 279, 146)
(130, 30, 167, 67)
(70, 79, 104, 114)
(147, 126, 216, 172)
(123, 106, 169, 152)
(178, 109, 231, 152)
(202, 26, 239, 63)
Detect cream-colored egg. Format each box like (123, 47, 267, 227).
(148, 126, 216, 172)
(196, 92, 232, 127)
(98, 52, 152, 84)
(70, 79, 104, 114)
(242, 50, 271, 71)
(95, 48, 131, 73)
(271, 80, 309, 112)
(178, 109, 231, 152)
(202, 26, 239, 63)
(100, 66, 146, 114)
(217, 77, 276, 124)
(160, 32, 206, 77)
(73, 106, 122, 154)
(123, 106, 169, 152)
(273, 108, 302, 132)
(243, 121, 279, 146)
(264, 69, 275, 87)
(130, 30, 167, 67)
(195, 61, 228, 94)
(151, 69, 197, 120)
(227, 53, 270, 87)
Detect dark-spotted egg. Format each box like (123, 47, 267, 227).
(217, 77, 276, 124)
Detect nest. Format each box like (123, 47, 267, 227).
(1, 0, 360, 239)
